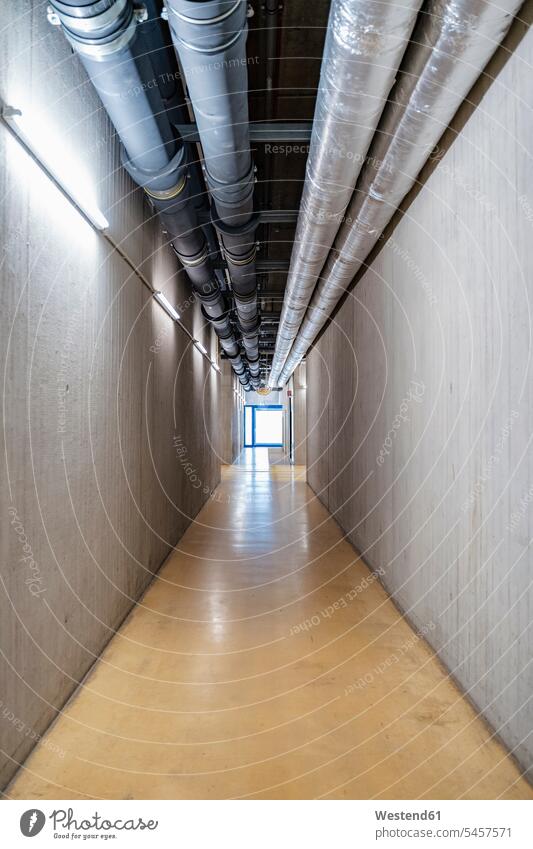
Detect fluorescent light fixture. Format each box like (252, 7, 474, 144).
(154, 291, 180, 321)
(1, 102, 109, 231)
(211, 361, 221, 372)
(195, 342, 208, 355)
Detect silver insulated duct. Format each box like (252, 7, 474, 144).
(268, 0, 424, 387)
(277, 0, 524, 385)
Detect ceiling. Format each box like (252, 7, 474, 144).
(244, 1, 330, 368)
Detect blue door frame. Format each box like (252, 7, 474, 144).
(244, 405, 283, 447)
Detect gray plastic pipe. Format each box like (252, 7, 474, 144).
(277, 0, 524, 385)
(268, 0, 424, 386)
(49, 0, 250, 383)
(165, 0, 253, 217)
(165, 0, 262, 386)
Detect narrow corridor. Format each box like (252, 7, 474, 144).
(8, 460, 531, 800)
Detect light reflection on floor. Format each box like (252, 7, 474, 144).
(234, 447, 291, 470)
(8, 451, 531, 800)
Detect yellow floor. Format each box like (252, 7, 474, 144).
(8, 459, 532, 800)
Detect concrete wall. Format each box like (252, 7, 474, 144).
(293, 363, 307, 466)
(219, 363, 245, 464)
(232, 378, 245, 462)
(306, 13, 533, 777)
(219, 362, 234, 465)
(0, 2, 221, 789)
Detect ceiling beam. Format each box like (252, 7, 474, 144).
(174, 121, 312, 144)
(258, 209, 298, 224)
(213, 259, 289, 272)
(198, 209, 298, 226)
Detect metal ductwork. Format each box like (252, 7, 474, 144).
(48, 0, 250, 384)
(275, 0, 524, 385)
(268, 0, 424, 387)
(165, 0, 262, 385)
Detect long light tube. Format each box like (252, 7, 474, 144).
(154, 291, 180, 321)
(1, 102, 223, 372)
(1, 101, 109, 231)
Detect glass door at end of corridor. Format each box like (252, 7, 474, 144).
(244, 405, 284, 447)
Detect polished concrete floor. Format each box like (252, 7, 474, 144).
(233, 446, 290, 468)
(8, 458, 532, 799)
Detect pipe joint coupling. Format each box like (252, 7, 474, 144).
(233, 282, 258, 302)
(175, 243, 210, 271)
(123, 142, 187, 194)
(203, 303, 230, 325)
(225, 244, 257, 267)
(166, 0, 247, 55)
(207, 162, 256, 221)
(248, 360, 261, 378)
(145, 174, 187, 202)
(49, 0, 137, 58)
(237, 315, 261, 338)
